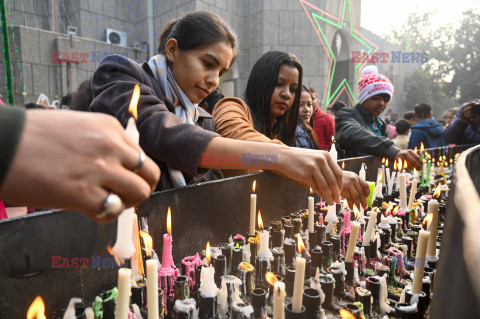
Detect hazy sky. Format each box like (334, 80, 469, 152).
(361, 0, 479, 36)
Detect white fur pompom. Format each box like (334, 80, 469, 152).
(361, 65, 378, 75)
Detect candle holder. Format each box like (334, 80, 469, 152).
(158, 288, 165, 318)
(271, 220, 283, 230)
(330, 235, 341, 261)
(284, 303, 306, 319)
(232, 248, 243, 274)
(314, 223, 326, 244)
(402, 236, 413, 258)
(221, 275, 242, 316)
(232, 302, 253, 319)
(321, 241, 333, 270)
(345, 303, 362, 318)
(213, 255, 227, 287)
(198, 293, 217, 319)
(219, 243, 232, 274)
(292, 218, 302, 235)
(422, 278, 432, 308)
(395, 302, 418, 319)
(366, 277, 381, 314)
(251, 288, 267, 319)
(271, 247, 285, 276)
(330, 266, 345, 299)
(272, 228, 284, 248)
(284, 224, 294, 239)
(405, 287, 427, 319)
(255, 257, 271, 289)
(131, 282, 146, 315)
(319, 275, 337, 311)
(247, 237, 258, 264)
(308, 230, 317, 250)
(310, 247, 323, 275)
(285, 265, 296, 297)
(174, 276, 190, 301)
(302, 288, 320, 318)
(99, 289, 116, 319)
(355, 287, 371, 316)
(345, 261, 354, 286)
(284, 238, 296, 267)
(174, 298, 196, 319)
(426, 256, 439, 270)
(238, 262, 254, 297)
(304, 258, 312, 282)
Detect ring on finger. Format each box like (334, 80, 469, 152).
(133, 150, 146, 173)
(97, 193, 123, 219)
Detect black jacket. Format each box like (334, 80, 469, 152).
(90, 55, 223, 191)
(335, 104, 400, 160)
(0, 106, 25, 186)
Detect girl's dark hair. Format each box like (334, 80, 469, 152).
(158, 11, 238, 64)
(71, 79, 93, 112)
(299, 85, 320, 149)
(244, 51, 303, 146)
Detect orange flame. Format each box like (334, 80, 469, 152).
(385, 205, 393, 216)
(394, 160, 397, 171)
(27, 296, 46, 319)
(297, 235, 306, 254)
(433, 183, 442, 198)
(107, 245, 124, 266)
(432, 157, 436, 163)
(206, 242, 211, 263)
(414, 146, 418, 154)
(423, 213, 433, 230)
(393, 206, 399, 216)
(455, 153, 460, 159)
(450, 158, 453, 164)
(128, 84, 140, 120)
(373, 207, 381, 213)
(382, 157, 385, 164)
(166, 207, 172, 236)
(353, 205, 359, 219)
(403, 159, 407, 170)
(252, 180, 256, 193)
(331, 136, 335, 142)
(265, 272, 279, 286)
(310, 187, 313, 194)
(339, 308, 356, 319)
(258, 211, 264, 231)
(420, 142, 425, 153)
(385, 158, 389, 167)
(414, 168, 417, 175)
(140, 231, 153, 257)
(444, 161, 448, 167)
(398, 158, 403, 171)
(342, 161, 345, 169)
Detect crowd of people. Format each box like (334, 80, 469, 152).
(0, 11, 478, 223)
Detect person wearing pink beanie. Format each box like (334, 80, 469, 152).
(335, 65, 421, 169)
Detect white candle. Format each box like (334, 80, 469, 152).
(249, 193, 257, 235)
(112, 208, 136, 259)
(292, 257, 306, 312)
(412, 230, 430, 294)
(426, 199, 439, 258)
(375, 168, 383, 198)
(408, 172, 418, 211)
(199, 265, 219, 297)
(388, 171, 397, 195)
(359, 163, 366, 181)
(147, 259, 159, 319)
(345, 222, 360, 263)
(257, 230, 273, 259)
(116, 268, 132, 319)
(273, 281, 286, 319)
(126, 117, 139, 143)
(362, 210, 378, 246)
(385, 167, 390, 188)
(398, 173, 407, 211)
(329, 144, 337, 162)
(308, 195, 315, 233)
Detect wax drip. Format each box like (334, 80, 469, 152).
(340, 211, 352, 255)
(181, 253, 202, 290)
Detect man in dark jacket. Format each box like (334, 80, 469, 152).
(443, 101, 480, 145)
(335, 65, 422, 169)
(408, 103, 445, 149)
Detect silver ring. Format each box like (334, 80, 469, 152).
(133, 150, 146, 173)
(97, 193, 123, 219)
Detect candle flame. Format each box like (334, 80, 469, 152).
(420, 142, 425, 153)
(265, 272, 279, 286)
(342, 161, 345, 169)
(444, 161, 448, 167)
(432, 157, 436, 163)
(331, 136, 335, 142)
(166, 206, 172, 236)
(258, 211, 264, 231)
(252, 180, 256, 193)
(140, 231, 153, 257)
(385, 158, 389, 167)
(414, 168, 417, 174)
(297, 235, 306, 254)
(423, 213, 433, 230)
(377, 169, 383, 183)
(107, 245, 124, 266)
(433, 183, 442, 198)
(382, 157, 385, 164)
(398, 158, 403, 171)
(27, 296, 46, 319)
(239, 262, 254, 271)
(310, 187, 313, 194)
(128, 84, 140, 120)
(450, 158, 453, 164)
(394, 160, 397, 171)
(403, 159, 407, 170)
(455, 153, 460, 159)
(385, 205, 393, 216)
(393, 206, 399, 216)
(206, 242, 211, 263)
(353, 205, 359, 219)
(339, 309, 355, 319)
(373, 207, 380, 213)
(414, 146, 418, 154)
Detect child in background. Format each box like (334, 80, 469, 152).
(393, 119, 411, 150)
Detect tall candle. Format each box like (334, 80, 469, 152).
(375, 168, 383, 198)
(398, 173, 407, 211)
(249, 181, 257, 235)
(116, 268, 132, 319)
(147, 259, 159, 319)
(308, 191, 315, 233)
(345, 221, 360, 263)
(292, 256, 306, 312)
(362, 209, 378, 246)
(426, 160, 432, 185)
(412, 230, 430, 294)
(161, 207, 174, 269)
(273, 281, 286, 319)
(426, 199, 439, 258)
(407, 172, 418, 211)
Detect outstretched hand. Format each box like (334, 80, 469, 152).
(340, 170, 370, 210)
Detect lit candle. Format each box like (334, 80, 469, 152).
(412, 230, 430, 294)
(131, 214, 145, 282)
(146, 259, 159, 319)
(161, 207, 174, 269)
(308, 188, 315, 233)
(362, 208, 378, 246)
(407, 170, 418, 211)
(265, 272, 286, 319)
(345, 220, 360, 263)
(426, 186, 440, 258)
(329, 138, 337, 162)
(199, 243, 219, 298)
(249, 181, 257, 235)
(375, 168, 383, 198)
(116, 268, 132, 319)
(257, 212, 273, 259)
(292, 237, 306, 312)
(398, 173, 407, 211)
(112, 84, 141, 259)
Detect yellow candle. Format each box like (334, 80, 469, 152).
(408, 172, 418, 211)
(345, 222, 360, 263)
(412, 230, 430, 294)
(426, 200, 439, 258)
(116, 268, 132, 319)
(362, 209, 378, 246)
(147, 259, 159, 319)
(398, 173, 407, 211)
